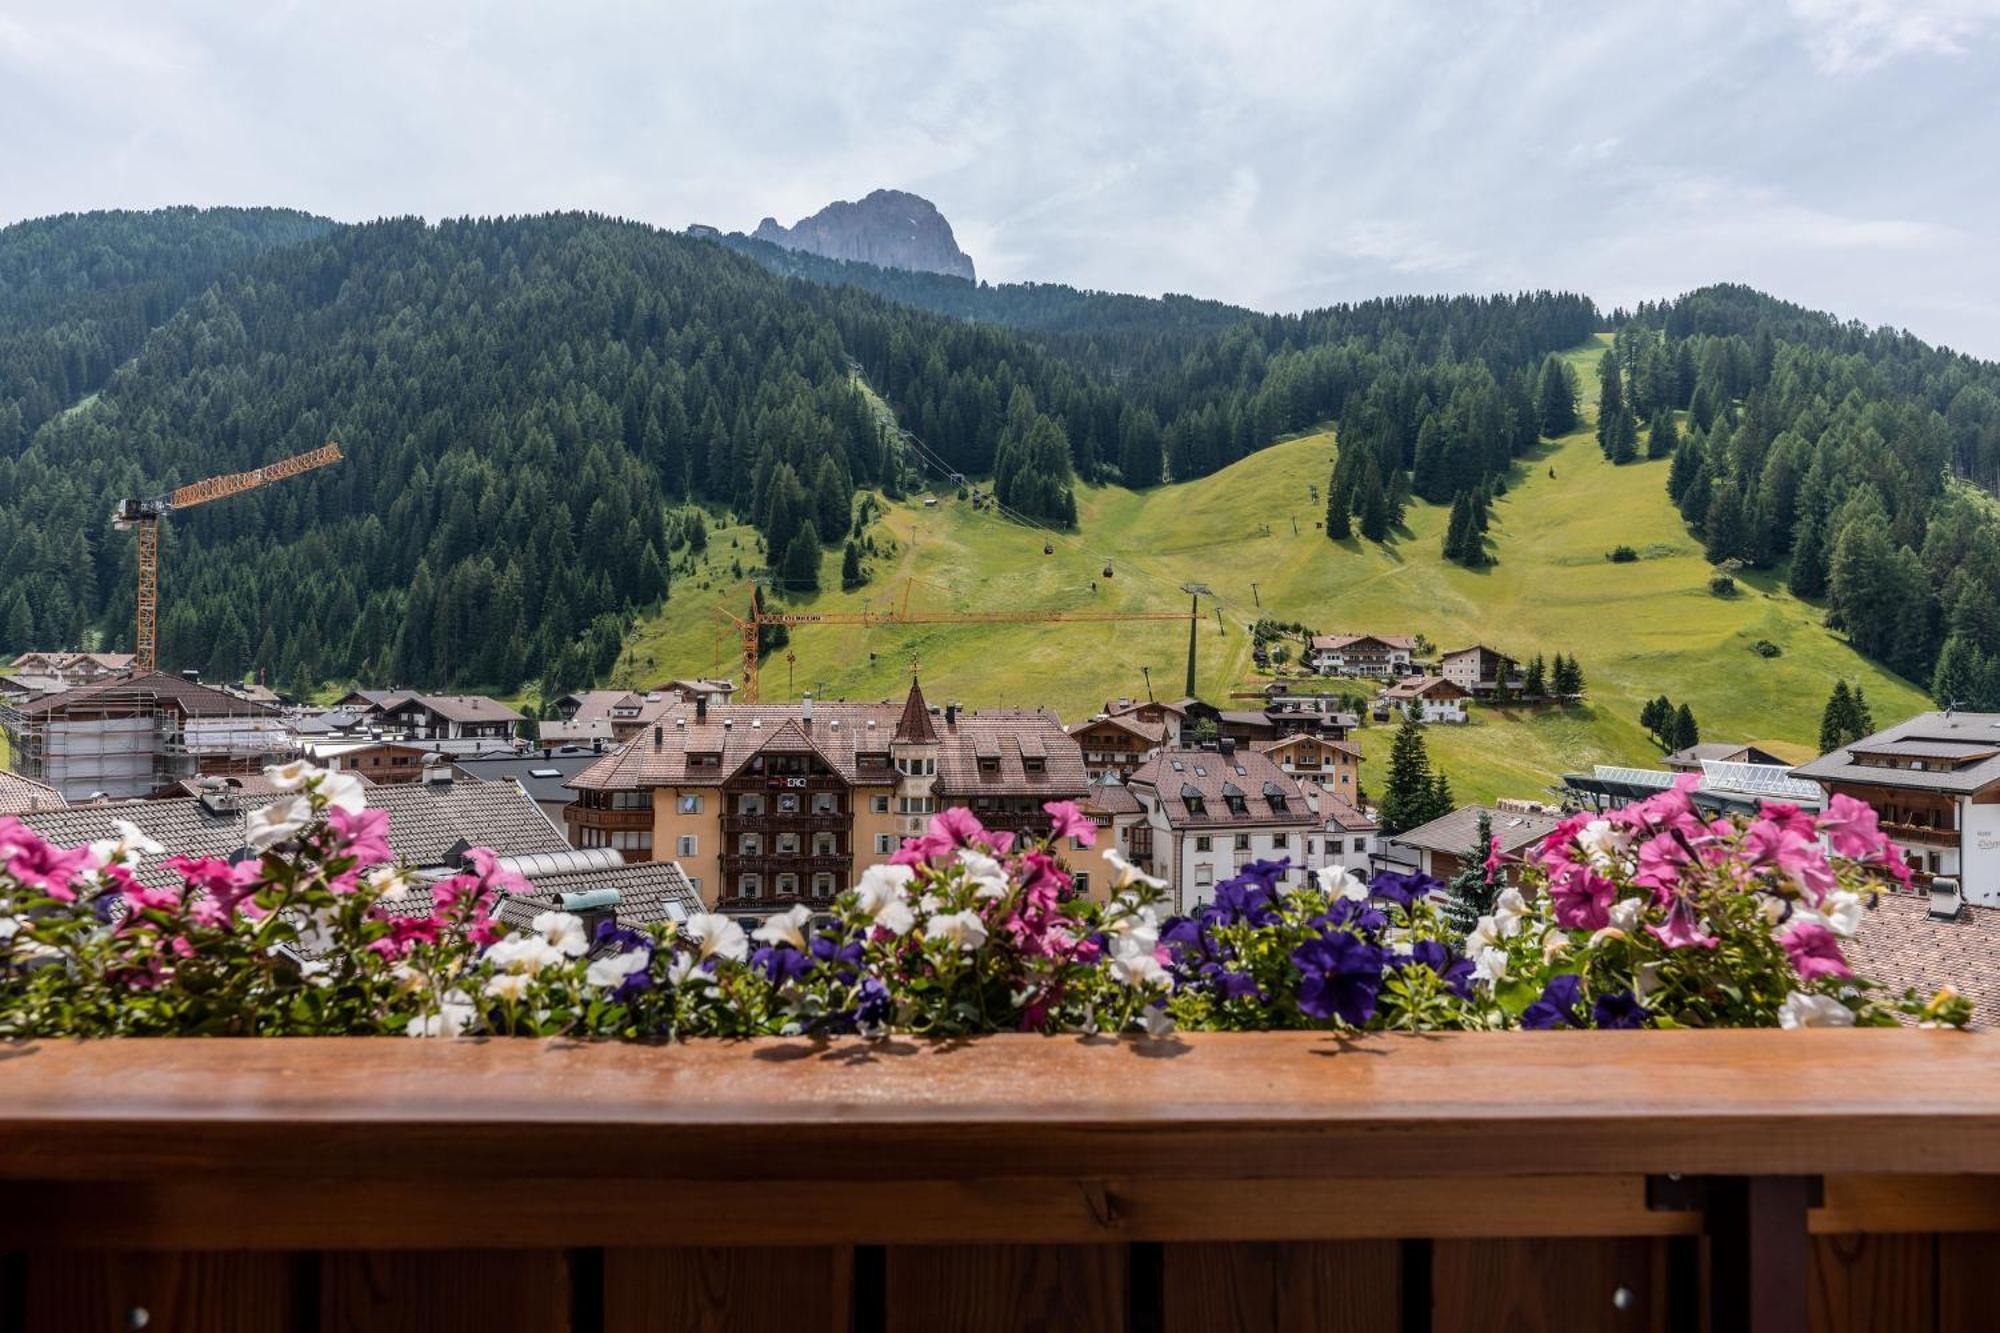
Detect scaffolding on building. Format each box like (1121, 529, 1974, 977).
(0, 674, 297, 802)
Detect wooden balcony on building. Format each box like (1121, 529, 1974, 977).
(3, 1032, 1998, 1330)
(719, 811, 849, 835)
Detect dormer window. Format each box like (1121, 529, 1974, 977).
(1024, 757, 1045, 773)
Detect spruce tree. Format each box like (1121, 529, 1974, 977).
(1358, 471, 1391, 542)
(1378, 712, 1436, 835)
(1933, 638, 1988, 710)
(1818, 682, 1852, 753)
(1640, 696, 1666, 744)
(1672, 703, 1700, 751)
(1425, 769, 1455, 826)
(1442, 492, 1470, 562)
(1442, 810, 1497, 936)
(1851, 685, 1874, 738)
(1523, 654, 1546, 698)
(1536, 354, 1578, 437)
(1596, 350, 1625, 454)
(1325, 478, 1351, 540)
(840, 541, 864, 590)
(1607, 408, 1638, 464)
(1647, 409, 1679, 460)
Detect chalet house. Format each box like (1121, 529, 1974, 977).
(1439, 645, 1520, 696)
(1069, 712, 1168, 780)
(1793, 711, 2000, 902)
(1383, 675, 1470, 724)
(1308, 633, 1417, 678)
(564, 680, 1115, 916)
(1299, 779, 1378, 872)
(1384, 804, 1560, 881)
(335, 691, 523, 750)
(1256, 732, 1364, 797)
(1260, 692, 1360, 739)
(1125, 745, 1314, 912)
(1103, 697, 1200, 747)
(7, 652, 136, 687)
(302, 739, 434, 785)
(1664, 742, 1789, 774)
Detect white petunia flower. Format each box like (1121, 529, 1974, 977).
(366, 864, 415, 903)
(586, 950, 650, 988)
(312, 769, 367, 815)
(664, 951, 703, 986)
(264, 759, 316, 791)
(1108, 933, 1168, 987)
(1778, 991, 1856, 1029)
(1464, 915, 1503, 958)
(683, 912, 749, 963)
(91, 819, 166, 871)
(926, 908, 988, 952)
(854, 864, 918, 935)
(752, 904, 813, 950)
(0, 915, 22, 941)
(406, 990, 476, 1037)
(244, 794, 312, 850)
(484, 972, 534, 1002)
(485, 933, 568, 975)
(530, 910, 591, 957)
(1105, 847, 1167, 892)
(1472, 945, 1508, 983)
(1493, 887, 1529, 937)
(957, 849, 1011, 900)
(1794, 889, 1866, 938)
(1576, 819, 1632, 866)
(1315, 865, 1370, 901)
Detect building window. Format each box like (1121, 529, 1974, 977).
(1235, 834, 1251, 852)
(1074, 872, 1090, 896)
(876, 833, 896, 854)
(776, 833, 800, 855)
(896, 756, 936, 776)
(776, 873, 799, 898)
(871, 795, 890, 814)
(739, 874, 762, 899)
(778, 793, 800, 814)
(676, 835, 698, 857)
(813, 833, 838, 856)
(1272, 832, 1289, 848)
(1194, 835, 1212, 852)
(676, 794, 703, 814)
(1195, 865, 1214, 887)
(813, 873, 836, 898)
(978, 756, 999, 774)
(687, 876, 702, 897)
(737, 794, 763, 815)
(613, 791, 652, 810)
(898, 797, 935, 815)
(612, 831, 652, 852)
(1024, 756, 1045, 773)
(739, 834, 761, 855)
(1071, 834, 1093, 850)
(812, 792, 838, 814)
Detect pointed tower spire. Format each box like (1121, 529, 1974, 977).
(895, 673, 938, 744)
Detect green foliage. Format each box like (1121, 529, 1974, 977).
(1608, 545, 1638, 563)
(1819, 680, 1876, 753)
(1378, 713, 1453, 835)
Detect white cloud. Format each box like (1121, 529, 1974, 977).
(0, 1, 1996, 353)
(1788, 0, 2000, 72)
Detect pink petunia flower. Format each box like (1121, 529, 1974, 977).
(1, 822, 97, 902)
(1818, 793, 1888, 862)
(327, 806, 392, 867)
(1779, 920, 1852, 981)
(1646, 893, 1719, 950)
(1547, 866, 1617, 930)
(1042, 800, 1096, 845)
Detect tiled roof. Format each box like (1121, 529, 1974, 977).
(1384, 675, 1468, 700)
(15, 780, 571, 891)
(10, 652, 134, 671)
(1309, 633, 1414, 652)
(0, 769, 64, 814)
(1441, 644, 1513, 663)
(896, 678, 939, 744)
(1255, 734, 1363, 760)
(1792, 712, 2000, 795)
(408, 694, 524, 725)
(494, 860, 703, 930)
(933, 710, 1087, 799)
(1844, 892, 2000, 1027)
(1080, 780, 1144, 817)
(1070, 713, 1168, 745)
(451, 752, 606, 803)
(15, 672, 279, 719)
(1390, 804, 1558, 858)
(1300, 780, 1377, 832)
(1128, 749, 1314, 830)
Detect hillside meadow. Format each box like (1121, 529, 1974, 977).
(618, 340, 1926, 804)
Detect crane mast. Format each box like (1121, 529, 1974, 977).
(112, 441, 345, 674)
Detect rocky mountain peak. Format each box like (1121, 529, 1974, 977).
(751, 189, 974, 282)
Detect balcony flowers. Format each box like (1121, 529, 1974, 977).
(0, 764, 1970, 1041)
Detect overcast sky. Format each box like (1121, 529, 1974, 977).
(5, 1, 1999, 354)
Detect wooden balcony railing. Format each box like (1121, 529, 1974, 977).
(2, 1032, 1998, 1331)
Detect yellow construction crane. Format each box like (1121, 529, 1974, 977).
(111, 441, 345, 673)
(723, 582, 1202, 703)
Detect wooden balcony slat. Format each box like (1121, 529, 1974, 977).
(1807, 1234, 1936, 1333)
(1161, 1240, 1400, 1333)
(19, 1251, 306, 1333)
(1432, 1237, 1669, 1332)
(4, 1033, 2000, 1185)
(883, 1244, 1124, 1333)
(318, 1250, 571, 1333)
(603, 1246, 850, 1333)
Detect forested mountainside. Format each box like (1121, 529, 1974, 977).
(0, 207, 332, 444)
(1576, 284, 2000, 706)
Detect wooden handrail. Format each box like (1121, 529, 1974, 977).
(3, 1031, 1999, 1187)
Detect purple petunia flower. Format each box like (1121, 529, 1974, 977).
(1291, 933, 1384, 1025)
(1591, 991, 1646, 1029)
(750, 945, 813, 985)
(1394, 938, 1477, 999)
(1368, 869, 1442, 911)
(1521, 974, 1584, 1030)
